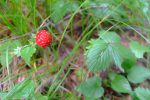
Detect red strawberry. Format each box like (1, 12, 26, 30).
(35, 30, 52, 48)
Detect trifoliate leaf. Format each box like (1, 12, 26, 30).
(76, 76, 104, 98)
(127, 65, 150, 83)
(135, 87, 150, 100)
(85, 31, 135, 72)
(110, 74, 132, 93)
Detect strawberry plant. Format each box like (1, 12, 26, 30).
(76, 30, 150, 99)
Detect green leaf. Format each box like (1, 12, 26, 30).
(83, 0, 110, 18)
(76, 76, 104, 98)
(135, 87, 150, 100)
(100, 30, 121, 43)
(120, 44, 136, 71)
(130, 41, 150, 58)
(21, 46, 36, 64)
(85, 39, 112, 71)
(108, 73, 117, 80)
(51, 0, 78, 23)
(109, 44, 124, 71)
(110, 74, 131, 93)
(85, 31, 135, 72)
(111, 43, 136, 72)
(130, 92, 140, 100)
(127, 65, 150, 83)
(115, 43, 136, 63)
(122, 59, 135, 72)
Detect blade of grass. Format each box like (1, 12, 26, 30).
(50, 68, 71, 98)
(110, 19, 150, 44)
(6, 47, 12, 89)
(57, 0, 88, 50)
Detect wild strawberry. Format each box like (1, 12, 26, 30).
(35, 30, 52, 48)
